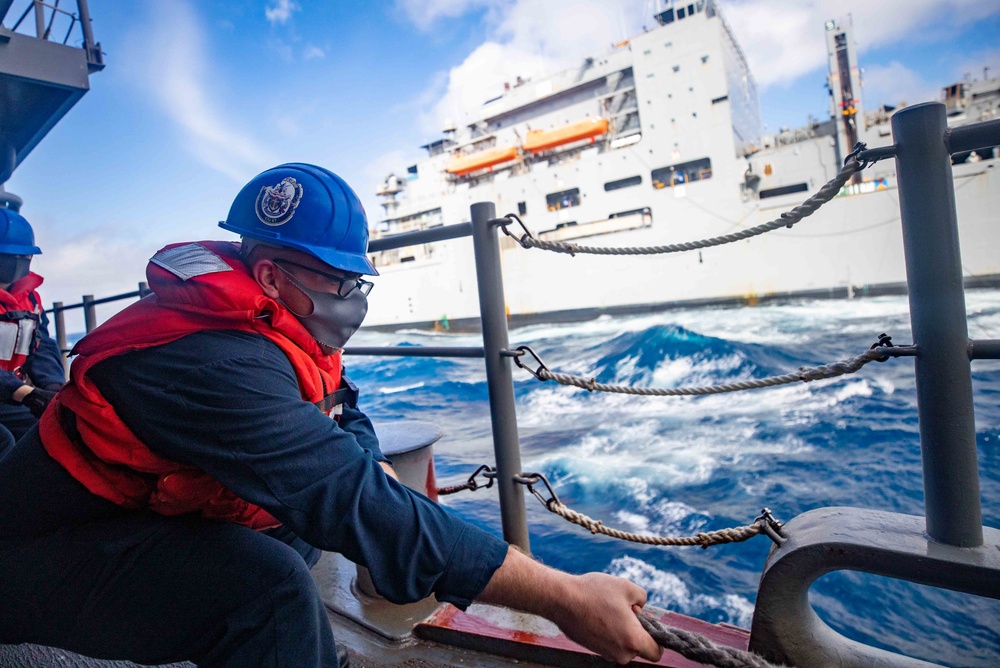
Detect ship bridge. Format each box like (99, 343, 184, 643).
(0, 0, 103, 204)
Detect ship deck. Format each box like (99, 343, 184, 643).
(0, 551, 751, 668)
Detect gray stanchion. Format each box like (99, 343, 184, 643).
(82, 294, 97, 333)
(471, 201, 530, 552)
(892, 102, 983, 547)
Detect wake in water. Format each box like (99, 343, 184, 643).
(349, 290, 1000, 667)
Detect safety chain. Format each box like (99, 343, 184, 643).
(638, 614, 789, 668)
(511, 334, 905, 397)
(436, 464, 497, 496)
(514, 471, 785, 548)
(496, 144, 868, 256)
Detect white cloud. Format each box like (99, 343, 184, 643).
(718, 0, 999, 89)
(861, 61, 939, 109)
(304, 44, 326, 60)
(395, 0, 495, 31)
(411, 0, 645, 134)
(266, 0, 299, 25)
(137, 1, 276, 181)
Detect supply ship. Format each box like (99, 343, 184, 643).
(2, 2, 999, 668)
(365, 0, 1000, 331)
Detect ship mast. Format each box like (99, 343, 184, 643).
(825, 16, 862, 182)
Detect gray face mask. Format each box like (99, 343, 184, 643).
(276, 266, 368, 350)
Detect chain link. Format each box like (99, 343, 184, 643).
(436, 464, 496, 496)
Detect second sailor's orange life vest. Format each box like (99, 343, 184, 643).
(40, 241, 343, 530)
(0, 272, 46, 374)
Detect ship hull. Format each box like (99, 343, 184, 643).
(364, 159, 1000, 332)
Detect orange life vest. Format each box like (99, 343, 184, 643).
(0, 272, 45, 375)
(39, 241, 342, 530)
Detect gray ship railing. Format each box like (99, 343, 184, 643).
(43, 102, 1000, 667)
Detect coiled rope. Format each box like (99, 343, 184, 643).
(500, 158, 861, 256)
(638, 614, 790, 668)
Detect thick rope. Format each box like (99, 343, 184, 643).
(546, 500, 762, 548)
(638, 615, 790, 668)
(513, 159, 860, 256)
(535, 347, 888, 396)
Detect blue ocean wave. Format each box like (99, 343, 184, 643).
(348, 289, 1000, 666)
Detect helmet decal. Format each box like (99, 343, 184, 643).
(255, 177, 303, 226)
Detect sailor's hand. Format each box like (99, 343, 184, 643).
(478, 547, 662, 665)
(550, 572, 663, 664)
(20, 387, 57, 418)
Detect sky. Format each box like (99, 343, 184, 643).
(4, 0, 1000, 331)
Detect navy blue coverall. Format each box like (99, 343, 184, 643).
(0, 330, 508, 667)
(0, 304, 66, 452)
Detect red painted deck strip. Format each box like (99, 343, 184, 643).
(417, 604, 750, 667)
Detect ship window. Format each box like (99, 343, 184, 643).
(400, 256, 416, 263)
(759, 183, 809, 199)
(407, 164, 418, 175)
(711, 95, 728, 104)
(672, 65, 680, 73)
(651, 158, 712, 189)
(605, 175, 642, 191)
(701, 55, 709, 64)
(555, 221, 577, 230)
(688, 4, 695, 16)
(677, 7, 685, 19)
(610, 206, 651, 218)
(658, 9, 674, 24)
(518, 201, 527, 215)
(546, 188, 581, 210)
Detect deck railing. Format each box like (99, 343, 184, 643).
(44, 102, 1000, 667)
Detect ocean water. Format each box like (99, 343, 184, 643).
(347, 289, 1000, 667)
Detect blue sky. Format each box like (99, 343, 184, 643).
(5, 0, 999, 330)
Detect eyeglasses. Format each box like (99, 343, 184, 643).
(272, 259, 374, 298)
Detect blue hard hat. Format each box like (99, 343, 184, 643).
(0, 209, 42, 255)
(219, 163, 377, 275)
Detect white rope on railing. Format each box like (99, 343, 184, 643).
(500, 158, 861, 256)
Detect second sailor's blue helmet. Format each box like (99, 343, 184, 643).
(220, 163, 377, 275)
(0, 208, 42, 256)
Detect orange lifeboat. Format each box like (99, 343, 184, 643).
(446, 146, 519, 176)
(522, 118, 609, 154)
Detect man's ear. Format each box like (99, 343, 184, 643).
(252, 259, 282, 299)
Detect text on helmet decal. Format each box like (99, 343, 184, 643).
(256, 177, 303, 226)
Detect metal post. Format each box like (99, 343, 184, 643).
(32, 0, 43, 38)
(77, 0, 96, 49)
(471, 201, 530, 552)
(52, 301, 68, 377)
(82, 294, 97, 333)
(892, 102, 982, 547)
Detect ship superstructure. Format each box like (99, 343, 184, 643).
(366, 1, 1000, 330)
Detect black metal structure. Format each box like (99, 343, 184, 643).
(0, 0, 103, 186)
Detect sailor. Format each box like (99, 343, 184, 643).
(0, 208, 65, 455)
(0, 164, 662, 667)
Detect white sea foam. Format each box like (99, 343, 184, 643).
(378, 381, 426, 394)
(608, 555, 754, 628)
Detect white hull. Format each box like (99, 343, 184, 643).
(365, 159, 1000, 330)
